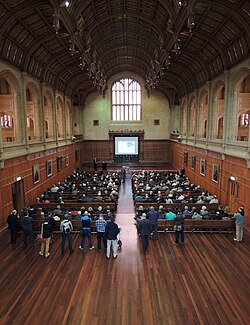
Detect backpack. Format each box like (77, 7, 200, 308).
(63, 220, 72, 234)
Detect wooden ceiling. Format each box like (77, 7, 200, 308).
(0, 0, 249, 104)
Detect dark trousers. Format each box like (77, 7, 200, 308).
(175, 228, 184, 244)
(61, 233, 73, 253)
(150, 224, 158, 239)
(10, 228, 18, 244)
(80, 229, 93, 248)
(23, 229, 34, 247)
(141, 235, 149, 251)
(97, 232, 107, 250)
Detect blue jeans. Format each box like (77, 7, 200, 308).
(80, 229, 93, 248)
(97, 232, 107, 250)
(141, 235, 149, 251)
(175, 227, 184, 244)
(61, 233, 73, 253)
(23, 228, 34, 247)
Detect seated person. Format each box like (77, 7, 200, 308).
(213, 211, 223, 220)
(158, 205, 166, 219)
(28, 205, 36, 216)
(53, 205, 63, 218)
(70, 207, 79, 217)
(135, 205, 144, 221)
(200, 206, 210, 219)
(192, 211, 202, 220)
(134, 191, 142, 201)
(75, 211, 83, 221)
(182, 206, 192, 216)
(196, 196, 205, 204)
(165, 194, 173, 204)
(165, 209, 176, 220)
(209, 195, 219, 204)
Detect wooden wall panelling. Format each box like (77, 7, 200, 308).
(0, 144, 80, 229)
(170, 142, 250, 225)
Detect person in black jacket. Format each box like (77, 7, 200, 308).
(48, 213, 56, 243)
(173, 213, 185, 246)
(22, 211, 34, 247)
(105, 217, 120, 259)
(138, 213, 151, 252)
(7, 210, 19, 245)
(39, 218, 53, 257)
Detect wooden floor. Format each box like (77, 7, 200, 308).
(0, 175, 250, 325)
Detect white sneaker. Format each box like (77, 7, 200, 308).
(39, 251, 43, 256)
(45, 253, 50, 258)
(233, 238, 239, 242)
(89, 246, 95, 251)
(79, 246, 84, 251)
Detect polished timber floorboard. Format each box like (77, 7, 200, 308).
(0, 178, 250, 325)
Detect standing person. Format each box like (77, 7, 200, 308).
(102, 161, 108, 172)
(39, 218, 52, 257)
(173, 212, 185, 246)
(147, 206, 159, 240)
(7, 210, 19, 245)
(93, 158, 97, 172)
(22, 210, 34, 247)
(95, 214, 107, 252)
(105, 217, 120, 259)
(233, 207, 246, 242)
(48, 213, 56, 243)
(138, 213, 151, 252)
(122, 168, 126, 183)
(79, 211, 95, 251)
(60, 214, 74, 254)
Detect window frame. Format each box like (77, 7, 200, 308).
(111, 78, 141, 121)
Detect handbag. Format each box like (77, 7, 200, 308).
(37, 224, 44, 242)
(173, 224, 182, 231)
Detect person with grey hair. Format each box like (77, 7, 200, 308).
(233, 207, 246, 242)
(7, 210, 19, 245)
(105, 217, 120, 259)
(138, 213, 151, 252)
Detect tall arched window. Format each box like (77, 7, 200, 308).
(112, 78, 141, 121)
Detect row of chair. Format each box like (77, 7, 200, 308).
(134, 202, 219, 212)
(157, 219, 235, 233)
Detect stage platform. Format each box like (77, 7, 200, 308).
(81, 161, 175, 172)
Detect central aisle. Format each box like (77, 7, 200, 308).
(114, 171, 141, 258)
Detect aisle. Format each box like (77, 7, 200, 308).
(114, 172, 140, 258)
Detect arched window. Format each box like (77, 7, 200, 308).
(239, 113, 249, 126)
(1, 113, 13, 128)
(112, 78, 141, 121)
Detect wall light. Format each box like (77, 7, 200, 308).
(229, 176, 236, 181)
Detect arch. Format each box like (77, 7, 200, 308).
(0, 72, 21, 142)
(199, 90, 208, 139)
(56, 96, 64, 138)
(111, 77, 142, 121)
(26, 82, 40, 141)
(0, 70, 21, 93)
(43, 89, 54, 139)
(189, 95, 196, 137)
(65, 101, 72, 138)
(230, 67, 250, 92)
(212, 81, 225, 140)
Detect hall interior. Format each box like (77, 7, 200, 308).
(0, 171, 249, 325)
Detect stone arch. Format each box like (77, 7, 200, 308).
(0, 71, 21, 142)
(26, 81, 40, 140)
(43, 89, 54, 139)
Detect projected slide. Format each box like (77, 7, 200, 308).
(115, 136, 139, 155)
